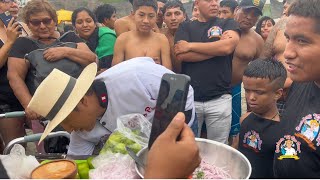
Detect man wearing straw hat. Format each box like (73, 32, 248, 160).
(27, 57, 195, 156)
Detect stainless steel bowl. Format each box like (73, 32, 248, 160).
(135, 138, 252, 179)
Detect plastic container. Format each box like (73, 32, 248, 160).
(31, 159, 78, 179)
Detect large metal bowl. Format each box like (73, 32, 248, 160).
(135, 138, 251, 179)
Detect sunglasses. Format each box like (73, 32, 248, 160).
(29, 18, 52, 26)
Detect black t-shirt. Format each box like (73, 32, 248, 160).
(9, 31, 83, 58)
(273, 82, 320, 178)
(238, 113, 281, 178)
(0, 41, 22, 108)
(174, 17, 240, 101)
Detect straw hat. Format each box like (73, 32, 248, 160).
(27, 63, 97, 143)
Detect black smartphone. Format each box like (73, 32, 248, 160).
(0, 11, 13, 27)
(148, 73, 190, 149)
(0, 11, 23, 33)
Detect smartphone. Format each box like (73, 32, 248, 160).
(0, 11, 13, 27)
(148, 73, 190, 149)
(0, 11, 23, 32)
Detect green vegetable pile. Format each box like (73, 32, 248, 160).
(99, 131, 142, 154)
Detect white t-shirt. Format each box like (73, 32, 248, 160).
(68, 57, 195, 155)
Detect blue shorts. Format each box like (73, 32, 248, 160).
(230, 84, 241, 136)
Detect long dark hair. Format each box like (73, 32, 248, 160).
(255, 16, 275, 36)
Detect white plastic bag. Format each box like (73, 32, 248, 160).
(1, 144, 40, 179)
(89, 151, 139, 179)
(116, 113, 151, 147)
(99, 114, 151, 154)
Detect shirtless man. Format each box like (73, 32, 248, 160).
(228, 0, 265, 143)
(114, 0, 161, 36)
(111, 0, 172, 70)
(260, 0, 295, 97)
(162, 0, 186, 73)
(231, 0, 265, 85)
(113, 0, 136, 36)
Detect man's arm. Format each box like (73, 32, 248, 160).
(111, 34, 126, 66)
(160, 35, 172, 70)
(114, 19, 129, 37)
(173, 21, 211, 62)
(260, 18, 287, 58)
(188, 30, 240, 56)
(175, 30, 239, 62)
(176, 52, 212, 62)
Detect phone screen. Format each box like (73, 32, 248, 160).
(0, 11, 13, 27)
(148, 73, 190, 149)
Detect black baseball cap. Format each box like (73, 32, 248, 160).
(239, 0, 266, 16)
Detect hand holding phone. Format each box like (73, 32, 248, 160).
(0, 11, 13, 27)
(5, 18, 22, 44)
(148, 73, 190, 149)
(0, 11, 24, 33)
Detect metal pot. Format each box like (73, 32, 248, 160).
(135, 138, 252, 179)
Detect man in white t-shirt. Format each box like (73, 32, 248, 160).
(28, 57, 195, 155)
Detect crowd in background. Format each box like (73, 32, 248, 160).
(0, 0, 320, 178)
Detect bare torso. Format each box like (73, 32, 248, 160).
(232, 29, 264, 85)
(123, 31, 164, 64)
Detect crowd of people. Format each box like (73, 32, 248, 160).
(0, 0, 319, 178)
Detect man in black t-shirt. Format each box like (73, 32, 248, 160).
(174, 0, 240, 143)
(272, 0, 320, 178)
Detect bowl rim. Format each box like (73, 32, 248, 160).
(31, 159, 78, 179)
(135, 138, 252, 179)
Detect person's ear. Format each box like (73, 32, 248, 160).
(78, 96, 90, 110)
(103, 18, 109, 26)
(274, 88, 283, 101)
(183, 13, 186, 21)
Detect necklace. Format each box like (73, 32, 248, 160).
(253, 111, 279, 121)
(270, 111, 279, 121)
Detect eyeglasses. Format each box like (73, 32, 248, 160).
(29, 18, 53, 26)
